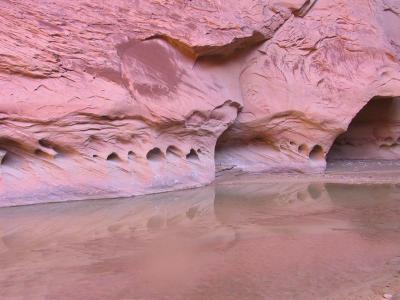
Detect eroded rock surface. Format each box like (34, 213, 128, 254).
(216, 0, 400, 173)
(0, 0, 308, 205)
(0, 0, 400, 205)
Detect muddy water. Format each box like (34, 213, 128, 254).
(0, 182, 400, 300)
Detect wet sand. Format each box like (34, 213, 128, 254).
(217, 159, 400, 185)
(0, 160, 400, 299)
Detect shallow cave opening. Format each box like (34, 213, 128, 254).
(298, 144, 309, 156)
(186, 148, 199, 161)
(309, 145, 324, 161)
(327, 96, 400, 163)
(0, 138, 29, 166)
(128, 151, 136, 160)
(146, 147, 165, 161)
(106, 152, 121, 162)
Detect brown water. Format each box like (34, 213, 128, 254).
(1, 181, 400, 300)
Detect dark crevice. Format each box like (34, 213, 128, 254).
(166, 145, 182, 158)
(34, 149, 52, 159)
(107, 152, 121, 161)
(146, 147, 164, 161)
(309, 145, 324, 160)
(295, 0, 318, 17)
(128, 151, 135, 160)
(298, 144, 309, 155)
(186, 149, 199, 161)
(38, 138, 74, 156)
(145, 31, 267, 60)
(0, 150, 9, 165)
(38, 139, 52, 148)
(327, 96, 400, 161)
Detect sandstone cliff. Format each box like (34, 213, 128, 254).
(0, 0, 399, 206)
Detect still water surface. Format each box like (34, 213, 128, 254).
(0, 182, 400, 299)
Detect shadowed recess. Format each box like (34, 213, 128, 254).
(146, 147, 165, 161)
(328, 97, 400, 161)
(186, 148, 199, 161)
(107, 152, 121, 161)
(166, 145, 182, 158)
(309, 145, 324, 160)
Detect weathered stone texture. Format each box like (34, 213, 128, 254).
(0, 0, 399, 206)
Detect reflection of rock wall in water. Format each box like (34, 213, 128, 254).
(0, 181, 341, 249)
(2, 181, 398, 249)
(0, 0, 400, 205)
(2, 181, 400, 300)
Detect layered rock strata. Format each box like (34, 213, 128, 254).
(216, 0, 400, 172)
(0, 0, 399, 205)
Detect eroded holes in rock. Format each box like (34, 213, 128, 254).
(38, 138, 52, 148)
(106, 152, 121, 162)
(186, 149, 199, 161)
(0, 150, 7, 165)
(309, 145, 324, 161)
(0, 138, 26, 165)
(128, 151, 135, 160)
(38, 138, 74, 157)
(166, 145, 182, 158)
(34, 149, 52, 159)
(0, 151, 19, 166)
(327, 97, 400, 161)
(298, 144, 308, 155)
(146, 147, 164, 161)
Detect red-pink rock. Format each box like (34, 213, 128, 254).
(216, 0, 400, 173)
(0, 0, 399, 206)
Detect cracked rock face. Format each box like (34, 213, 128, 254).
(0, 0, 400, 206)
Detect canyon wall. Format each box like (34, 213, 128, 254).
(216, 0, 400, 172)
(0, 0, 400, 206)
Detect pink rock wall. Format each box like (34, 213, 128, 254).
(0, 0, 399, 206)
(216, 0, 400, 173)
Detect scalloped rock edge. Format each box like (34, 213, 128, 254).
(0, 0, 399, 206)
